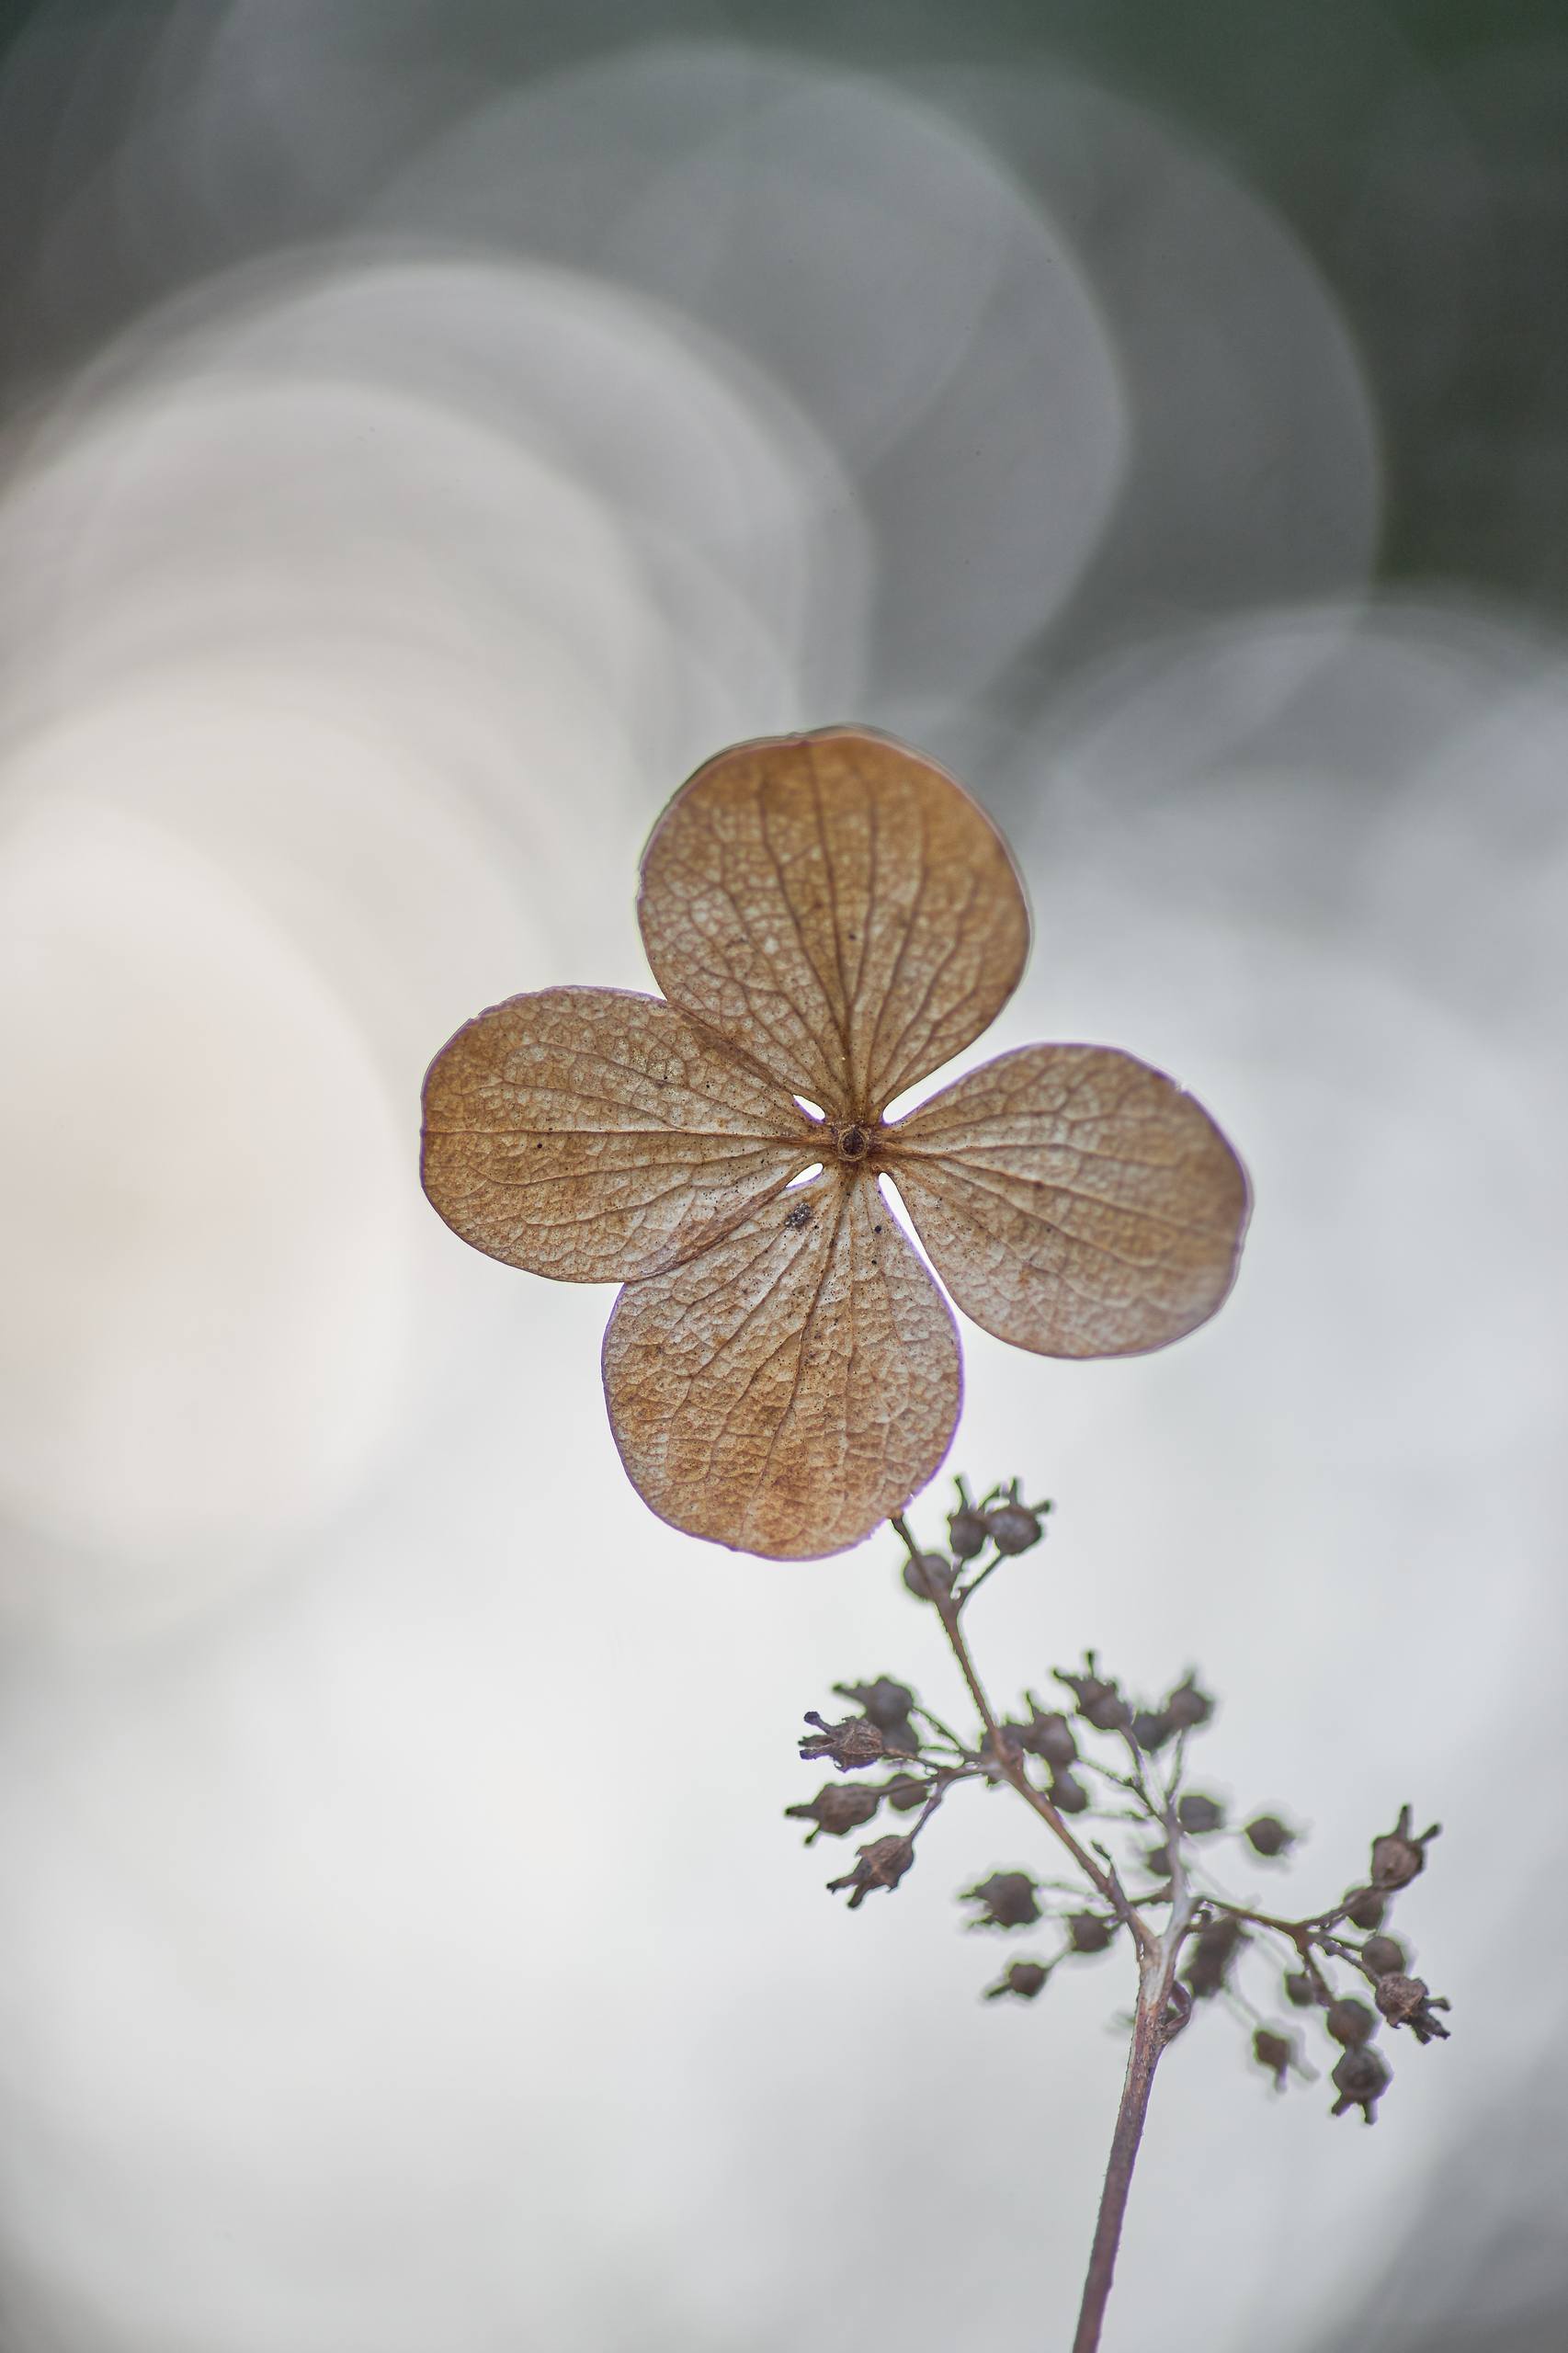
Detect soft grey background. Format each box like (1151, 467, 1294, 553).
(0, 4, 1563, 2348)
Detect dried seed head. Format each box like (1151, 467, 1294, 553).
(1330, 2044, 1392, 2123)
(1131, 1709, 1176, 1754)
(1016, 1702, 1078, 1768)
(1284, 1970, 1318, 2009)
(948, 1504, 990, 1561)
(903, 1551, 957, 1602)
(881, 1773, 930, 1815)
(1065, 1912, 1114, 1955)
(1370, 1806, 1440, 1892)
(1183, 1916, 1246, 2000)
(1055, 1655, 1131, 1733)
(1253, 2028, 1295, 2091)
(784, 1783, 883, 1844)
(1165, 1675, 1215, 1733)
(1360, 1935, 1407, 1978)
(1177, 1792, 1226, 1836)
(826, 1835, 917, 1909)
(985, 1960, 1050, 2001)
(1344, 1887, 1387, 1931)
(986, 1497, 1045, 1555)
(835, 1678, 916, 1734)
(964, 1871, 1042, 1930)
(1142, 1845, 1173, 1881)
(1374, 1972, 1451, 2044)
(1325, 1997, 1377, 2049)
(1244, 1813, 1295, 1858)
(1048, 1769, 1090, 1815)
(800, 1712, 885, 1772)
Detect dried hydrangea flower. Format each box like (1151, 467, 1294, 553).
(422, 727, 1249, 1557)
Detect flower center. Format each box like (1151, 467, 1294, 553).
(835, 1122, 872, 1164)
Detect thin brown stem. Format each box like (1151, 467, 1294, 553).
(1072, 1962, 1167, 2353)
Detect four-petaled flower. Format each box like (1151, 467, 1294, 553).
(421, 728, 1249, 1557)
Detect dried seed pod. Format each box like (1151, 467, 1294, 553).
(1244, 1813, 1295, 1858)
(1142, 1845, 1173, 1881)
(1017, 1702, 1078, 1768)
(1055, 1656, 1131, 1733)
(985, 1960, 1050, 2001)
(835, 1678, 915, 1733)
(964, 1870, 1042, 1929)
(1330, 2044, 1391, 2123)
(1131, 1710, 1176, 1753)
(1325, 1997, 1377, 2048)
(784, 1783, 883, 1844)
(1048, 1769, 1090, 1815)
(1177, 1793, 1225, 1836)
(1253, 2028, 1295, 2091)
(1369, 1806, 1440, 1892)
(948, 1504, 990, 1560)
(1344, 1887, 1386, 1931)
(881, 1773, 930, 1815)
(826, 1835, 916, 1909)
(1360, 1935, 1407, 1979)
(1183, 1915, 1246, 1999)
(1065, 1912, 1114, 1955)
(986, 1496, 1045, 1555)
(1165, 1675, 1215, 1732)
(1374, 1972, 1451, 2044)
(800, 1712, 885, 1772)
(1284, 1970, 1318, 2009)
(903, 1551, 956, 1602)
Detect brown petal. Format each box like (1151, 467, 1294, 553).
(885, 1044, 1249, 1358)
(422, 987, 814, 1282)
(637, 727, 1029, 1120)
(602, 1168, 960, 1557)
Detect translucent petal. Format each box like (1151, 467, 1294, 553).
(602, 1168, 960, 1557)
(886, 1044, 1249, 1358)
(637, 727, 1028, 1120)
(421, 987, 814, 1281)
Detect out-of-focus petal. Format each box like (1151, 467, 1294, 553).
(601, 1167, 960, 1556)
(421, 986, 813, 1282)
(885, 1044, 1249, 1358)
(637, 726, 1028, 1119)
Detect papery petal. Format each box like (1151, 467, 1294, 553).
(637, 727, 1029, 1120)
(602, 1168, 960, 1558)
(422, 987, 815, 1282)
(885, 1044, 1249, 1358)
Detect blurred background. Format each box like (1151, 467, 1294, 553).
(0, 2, 1564, 2347)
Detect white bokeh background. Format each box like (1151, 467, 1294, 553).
(0, 9, 1563, 2351)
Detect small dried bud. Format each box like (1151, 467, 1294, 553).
(978, 1722, 1027, 1773)
(1374, 1972, 1451, 2045)
(1244, 1813, 1295, 1858)
(1165, 1675, 1215, 1733)
(826, 1834, 916, 1909)
(800, 1712, 885, 1772)
(1284, 1970, 1318, 2009)
(1142, 1845, 1173, 1881)
(881, 1773, 930, 1815)
(1055, 1655, 1131, 1733)
(964, 1871, 1042, 1929)
(1369, 1806, 1440, 1892)
(1330, 2043, 1391, 2123)
(903, 1551, 956, 1602)
(1359, 1934, 1407, 1979)
(1065, 1912, 1114, 1955)
(1344, 1887, 1387, 1931)
(1253, 2028, 1296, 2091)
(784, 1782, 882, 1844)
(1177, 1793, 1225, 1836)
(1016, 1701, 1078, 1768)
(986, 1500, 1044, 1555)
(1184, 1916, 1246, 1999)
(835, 1680, 919, 1756)
(985, 1960, 1050, 2001)
(1131, 1710, 1176, 1753)
(1048, 1769, 1090, 1815)
(1325, 1997, 1377, 2049)
(948, 1498, 990, 1559)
